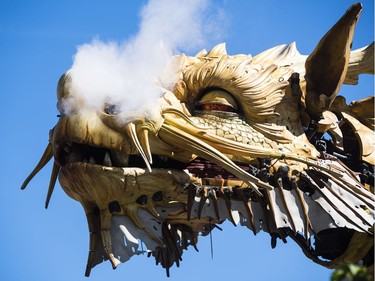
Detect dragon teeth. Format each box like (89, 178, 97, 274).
(89, 156, 96, 164)
(103, 151, 112, 167)
(63, 144, 72, 153)
(110, 151, 129, 167)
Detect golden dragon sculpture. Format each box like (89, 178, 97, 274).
(22, 3, 374, 277)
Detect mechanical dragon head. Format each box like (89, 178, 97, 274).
(22, 3, 374, 277)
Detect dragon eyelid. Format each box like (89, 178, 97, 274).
(197, 89, 238, 113)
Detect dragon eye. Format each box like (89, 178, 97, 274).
(196, 89, 238, 113)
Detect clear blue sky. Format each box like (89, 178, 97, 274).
(1, 1, 373, 281)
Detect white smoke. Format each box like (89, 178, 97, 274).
(63, 0, 227, 118)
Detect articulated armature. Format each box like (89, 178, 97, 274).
(22, 3, 374, 277)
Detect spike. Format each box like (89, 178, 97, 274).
(155, 248, 161, 265)
(235, 188, 256, 235)
(218, 187, 236, 226)
(195, 48, 208, 57)
(162, 223, 181, 265)
(85, 231, 101, 277)
(260, 191, 276, 233)
(209, 221, 214, 259)
(197, 187, 209, 219)
(252, 44, 288, 64)
(84, 208, 102, 277)
(45, 161, 60, 209)
(291, 178, 314, 240)
(274, 175, 297, 233)
(168, 224, 183, 258)
(208, 188, 220, 220)
(186, 184, 197, 221)
(206, 43, 227, 57)
(271, 233, 278, 249)
(245, 201, 256, 235)
(21, 142, 53, 190)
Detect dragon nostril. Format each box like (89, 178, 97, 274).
(136, 195, 148, 205)
(104, 104, 121, 115)
(152, 191, 163, 201)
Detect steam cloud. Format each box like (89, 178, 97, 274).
(63, 0, 226, 118)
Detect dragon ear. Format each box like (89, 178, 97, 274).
(304, 3, 362, 118)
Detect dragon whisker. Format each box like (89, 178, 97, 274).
(159, 122, 271, 196)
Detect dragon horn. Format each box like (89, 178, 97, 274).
(304, 3, 362, 119)
(126, 122, 153, 172)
